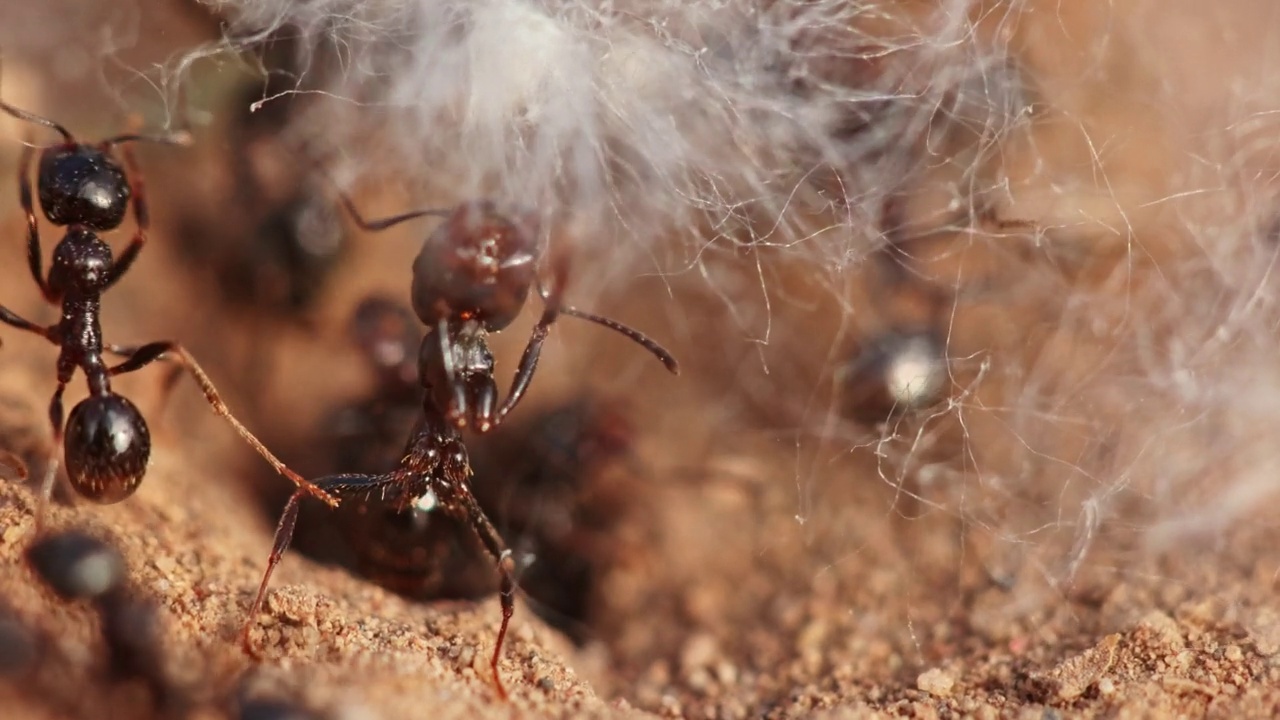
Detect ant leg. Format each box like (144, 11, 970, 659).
(102, 143, 149, 290)
(0, 449, 27, 481)
(33, 382, 67, 532)
(0, 305, 56, 343)
(101, 342, 339, 508)
(241, 473, 390, 655)
(16, 140, 54, 302)
(334, 192, 450, 232)
(453, 492, 517, 700)
(489, 285, 564, 430)
(487, 255, 571, 429)
(101, 343, 182, 426)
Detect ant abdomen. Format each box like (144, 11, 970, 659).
(410, 201, 539, 331)
(63, 395, 151, 504)
(37, 146, 131, 231)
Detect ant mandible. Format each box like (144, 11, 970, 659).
(0, 98, 339, 526)
(334, 194, 681, 432)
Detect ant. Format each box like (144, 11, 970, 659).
(334, 193, 681, 432)
(469, 393, 640, 643)
(839, 195, 953, 422)
(176, 57, 346, 320)
(26, 529, 189, 717)
(325, 296, 427, 473)
(0, 98, 338, 524)
(244, 223, 681, 696)
(307, 297, 491, 600)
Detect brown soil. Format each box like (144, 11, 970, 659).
(3, 1, 1280, 719)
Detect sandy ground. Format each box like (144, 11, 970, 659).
(2, 1, 1280, 719)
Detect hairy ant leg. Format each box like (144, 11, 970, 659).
(248, 465, 518, 698)
(101, 342, 338, 507)
(455, 492, 517, 698)
(242, 472, 391, 655)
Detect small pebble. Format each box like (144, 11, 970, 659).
(917, 667, 955, 697)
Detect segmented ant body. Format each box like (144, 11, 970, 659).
(318, 297, 488, 599)
(178, 73, 346, 321)
(246, 197, 680, 697)
(0, 98, 336, 523)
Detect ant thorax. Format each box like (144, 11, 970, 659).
(49, 228, 114, 296)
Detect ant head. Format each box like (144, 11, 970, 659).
(418, 322, 501, 431)
(48, 228, 114, 296)
(63, 394, 152, 504)
(410, 201, 540, 332)
(37, 144, 131, 231)
(25, 529, 126, 601)
(351, 296, 422, 392)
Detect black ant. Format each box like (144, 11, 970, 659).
(0, 99, 338, 524)
(325, 296, 426, 473)
(244, 217, 681, 696)
(25, 529, 188, 717)
(334, 194, 681, 432)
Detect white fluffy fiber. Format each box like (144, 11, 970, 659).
(189, 0, 1280, 587)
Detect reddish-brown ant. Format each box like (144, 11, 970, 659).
(335, 194, 680, 432)
(245, 240, 680, 696)
(316, 297, 489, 598)
(0, 98, 338, 525)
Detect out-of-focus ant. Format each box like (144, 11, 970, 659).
(839, 195, 951, 422)
(175, 37, 346, 321)
(470, 393, 640, 643)
(0, 97, 337, 525)
(25, 529, 188, 717)
(335, 194, 680, 432)
(244, 206, 681, 696)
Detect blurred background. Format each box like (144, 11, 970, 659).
(2, 1, 1280, 718)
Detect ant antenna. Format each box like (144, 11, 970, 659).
(536, 261, 681, 375)
(0, 54, 74, 143)
(300, 150, 452, 232)
(336, 191, 453, 232)
(101, 129, 194, 149)
(559, 306, 680, 374)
